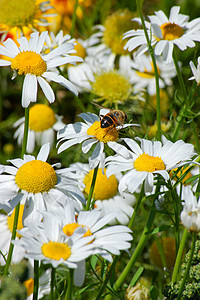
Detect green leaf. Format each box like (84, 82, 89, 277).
(130, 267, 144, 287)
(145, 225, 173, 236)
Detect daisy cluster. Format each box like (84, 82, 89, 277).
(0, 1, 200, 299)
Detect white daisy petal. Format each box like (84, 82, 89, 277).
(37, 76, 55, 103)
(22, 74, 37, 108)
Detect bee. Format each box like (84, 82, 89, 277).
(100, 109, 127, 129)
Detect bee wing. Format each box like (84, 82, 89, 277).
(100, 108, 110, 116)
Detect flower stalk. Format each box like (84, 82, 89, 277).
(105, 202, 157, 298)
(65, 269, 74, 300)
(50, 267, 56, 300)
(33, 260, 39, 300)
(177, 232, 196, 299)
(172, 228, 188, 283)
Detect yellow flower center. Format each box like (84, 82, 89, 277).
(136, 62, 160, 79)
(84, 168, 118, 200)
(0, 0, 37, 28)
(92, 70, 132, 105)
(72, 41, 86, 59)
(7, 204, 25, 238)
(15, 160, 57, 193)
(29, 104, 56, 132)
(63, 223, 92, 237)
(87, 121, 119, 143)
(103, 9, 139, 55)
(134, 153, 166, 172)
(170, 167, 192, 185)
(11, 51, 47, 76)
(42, 241, 71, 260)
(160, 23, 184, 40)
(23, 278, 34, 297)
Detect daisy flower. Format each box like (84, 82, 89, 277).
(0, 31, 83, 107)
(68, 41, 144, 103)
(124, 6, 200, 63)
(106, 137, 196, 194)
(181, 188, 200, 232)
(14, 103, 65, 153)
(13, 213, 95, 269)
(68, 161, 136, 225)
(87, 9, 140, 68)
(45, 30, 76, 51)
(0, 143, 85, 222)
(130, 54, 177, 95)
(51, 199, 133, 286)
(0, 0, 55, 41)
(57, 110, 139, 169)
(0, 204, 27, 265)
(189, 56, 200, 85)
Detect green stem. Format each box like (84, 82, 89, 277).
(85, 165, 99, 211)
(109, 204, 157, 296)
(177, 232, 196, 299)
(95, 256, 118, 300)
(128, 182, 144, 229)
(98, 184, 145, 299)
(33, 260, 39, 300)
(3, 106, 29, 276)
(154, 236, 167, 270)
(3, 203, 20, 276)
(136, 0, 161, 141)
(65, 269, 74, 300)
(172, 228, 188, 283)
(50, 267, 56, 300)
(70, 0, 78, 37)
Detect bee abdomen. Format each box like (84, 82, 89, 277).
(101, 115, 115, 128)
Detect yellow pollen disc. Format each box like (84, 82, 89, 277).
(134, 153, 165, 172)
(11, 51, 47, 76)
(84, 168, 118, 200)
(92, 71, 132, 105)
(63, 223, 80, 236)
(23, 278, 34, 297)
(29, 104, 56, 132)
(0, 0, 36, 28)
(42, 241, 71, 260)
(160, 22, 184, 40)
(87, 121, 119, 143)
(103, 9, 139, 55)
(137, 62, 160, 79)
(63, 223, 92, 237)
(7, 204, 25, 238)
(15, 160, 57, 193)
(72, 41, 86, 59)
(170, 167, 192, 185)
